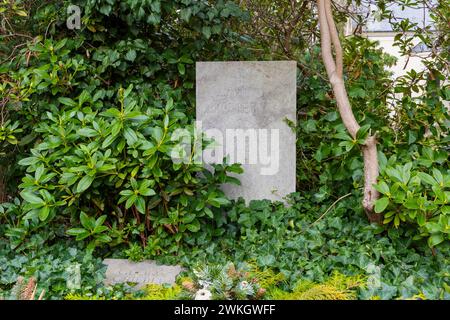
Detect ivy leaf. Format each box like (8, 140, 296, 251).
(202, 26, 211, 39)
(324, 111, 338, 122)
(180, 8, 192, 22)
(408, 130, 417, 145)
(304, 119, 317, 133)
(147, 13, 160, 25)
(349, 87, 366, 98)
(99, 4, 112, 15)
(125, 50, 137, 62)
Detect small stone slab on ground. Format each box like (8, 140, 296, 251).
(103, 258, 183, 288)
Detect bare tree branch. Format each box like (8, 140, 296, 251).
(324, 0, 343, 78)
(316, 0, 381, 221)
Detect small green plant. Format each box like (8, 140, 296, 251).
(0, 120, 22, 156)
(67, 212, 111, 252)
(124, 243, 145, 262)
(125, 237, 164, 262)
(374, 154, 450, 247)
(118, 178, 156, 214)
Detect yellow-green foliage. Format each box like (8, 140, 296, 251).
(248, 264, 285, 289)
(64, 284, 182, 300)
(401, 293, 427, 300)
(65, 293, 107, 300)
(269, 272, 366, 300)
(326, 271, 366, 291)
(139, 283, 182, 300)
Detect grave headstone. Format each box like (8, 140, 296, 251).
(196, 61, 297, 202)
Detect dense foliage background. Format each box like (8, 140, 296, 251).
(0, 0, 448, 300)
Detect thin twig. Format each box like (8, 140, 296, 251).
(310, 192, 352, 226)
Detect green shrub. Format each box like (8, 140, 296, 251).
(0, 0, 249, 252)
(13, 83, 239, 252)
(374, 153, 449, 247)
(158, 194, 450, 300)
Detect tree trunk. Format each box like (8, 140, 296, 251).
(316, 0, 381, 222)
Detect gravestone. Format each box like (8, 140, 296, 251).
(196, 61, 296, 202)
(103, 259, 183, 288)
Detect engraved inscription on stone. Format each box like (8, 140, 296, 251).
(196, 61, 297, 202)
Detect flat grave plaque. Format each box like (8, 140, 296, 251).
(103, 258, 183, 288)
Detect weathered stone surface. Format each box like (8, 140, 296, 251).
(196, 61, 297, 203)
(103, 259, 183, 288)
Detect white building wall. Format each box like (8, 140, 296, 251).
(364, 33, 427, 79)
